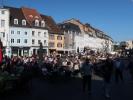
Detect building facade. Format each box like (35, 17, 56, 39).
(41, 15, 64, 54)
(58, 22, 81, 53)
(9, 27, 31, 56)
(1, 6, 49, 57)
(59, 19, 113, 53)
(0, 8, 10, 56)
(1, 6, 113, 57)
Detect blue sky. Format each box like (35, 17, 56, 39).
(2, 0, 133, 42)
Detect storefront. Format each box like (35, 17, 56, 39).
(31, 47, 48, 56)
(49, 49, 56, 54)
(11, 47, 30, 56)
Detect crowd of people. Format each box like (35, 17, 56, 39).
(0, 51, 133, 98)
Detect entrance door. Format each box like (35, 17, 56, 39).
(33, 49, 36, 55)
(19, 49, 21, 56)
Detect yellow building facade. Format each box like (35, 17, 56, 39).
(49, 34, 64, 53)
(41, 15, 64, 54)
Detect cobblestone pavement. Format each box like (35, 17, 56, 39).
(1, 71, 133, 100)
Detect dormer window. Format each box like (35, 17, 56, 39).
(41, 21, 45, 27)
(14, 19, 18, 25)
(35, 16, 39, 19)
(29, 15, 33, 18)
(22, 19, 26, 26)
(1, 10, 5, 14)
(35, 20, 39, 26)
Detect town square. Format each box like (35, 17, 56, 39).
(0, 0, 133, 100)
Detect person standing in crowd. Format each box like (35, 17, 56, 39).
(73, 58, 80, 78)
(102, 57, 113, 98)
(114, 58, 124, 83)
(80, 57, 93, 95)
(128, 58, 133, 83)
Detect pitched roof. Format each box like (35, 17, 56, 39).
(4, 6, 30, 27)
(58, 22, 81, 33)
(63, 18, 84, 25)
(21, 7, 42, 26)
(3, 6, 63, 35)
(41, 15, 63, 34)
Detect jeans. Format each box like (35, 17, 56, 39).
(82, 75, 92, 92)
(104, 80, 111, 97)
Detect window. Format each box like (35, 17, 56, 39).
(17, 31, 20, 34)
(29, 15, 33, 18)
(32, 39, 35, 44)
(35, 16, 39, 19)
(49, 42, 54, 47)
(38, 32, 41, 36)
(14, 19, 18, 25)
(1, 20, 5, 27)
(32, 31, 35, 36)
(11, 39, 14, 43)
(38, 40, 41, 44)
(49, 35, 55, 40)
(17, 39, 20, 43)
(1, 10, 5, 14)
(57, 36, 62, 40)
(63, 25, 65, 28)
(25, 32, 27, 35)
(35, 20, 39, 26)
(1, 32, 5, 37)
(22, 20, 26, 25)
(11, 30, 14, 34)
(44, 32, 46, 37)
(24, 39, 27, 43)
(44, 40, 46, 44)
(41, 21, 45, 27)
(57, 43, 62, 48)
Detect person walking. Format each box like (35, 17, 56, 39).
(80, 57, 93, 95)
(73, 59, 80, 78)
(114, 58, 124, 83)
(128, 58, 133, 83)
(102, 57, 113, 98)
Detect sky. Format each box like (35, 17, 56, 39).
(1, 0, 133, 42)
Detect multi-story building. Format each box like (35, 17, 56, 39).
(0, 6, 113, 56)
(1, 6, 49, 57)
(0, 7, 10, 56)
(94, 28, 113, 52)
(125, 40, 133, 49)
(41, 15, 64, 54)
(58, 22, 81, 53)
(59, 18, 113, 53)
(21, 7, 49, 56)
